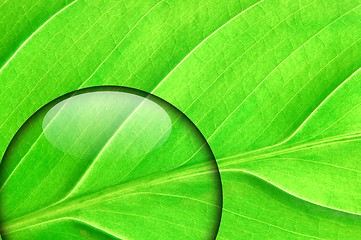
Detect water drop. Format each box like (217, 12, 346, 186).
(0, 86, 221, 239)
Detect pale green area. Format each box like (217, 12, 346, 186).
(0, 0, 360, 239)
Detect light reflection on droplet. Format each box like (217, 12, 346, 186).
(42, 91, 172, 159)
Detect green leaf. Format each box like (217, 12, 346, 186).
(0, 0, 360, 239)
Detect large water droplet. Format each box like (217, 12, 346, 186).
(0, 87, 221, 239)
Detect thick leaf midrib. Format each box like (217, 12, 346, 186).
(7, 127, 358, 235)
(218, 132, 361, 166)
(1, 161, 214, 234)
(6, 132, 360, 234)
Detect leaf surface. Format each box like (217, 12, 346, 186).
(0, 0, 360, 239)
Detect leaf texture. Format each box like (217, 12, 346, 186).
(0, 0, 360, 239)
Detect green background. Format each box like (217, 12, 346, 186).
(0, 0, 361, 239)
